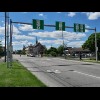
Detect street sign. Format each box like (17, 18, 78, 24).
(32, 19, 44, 30)
(74, 23, 85, 32)
(56, 21, 65, 31)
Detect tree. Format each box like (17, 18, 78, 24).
(22, 45, 26, 55)
(50, 51, 57, 57)
(57, 45, 64, 56)
(46, 47, 58, 57)
(0, 41, 3, 57)
(82, 33, 100, 52)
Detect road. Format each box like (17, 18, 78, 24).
(13, 55, 100, 87)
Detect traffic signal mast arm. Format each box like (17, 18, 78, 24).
(12, 21, 95, 31)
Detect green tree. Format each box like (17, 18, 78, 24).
(22, 45, 26, 55)
(82, 33, 100, 52)
(50, 51, 57, 57)
(57, 45, 64, 56)
(0, 41, 3, 57)
(47, 47, 58, 54)
(16, 50, 22, 54)
(46, 47, 58, 57)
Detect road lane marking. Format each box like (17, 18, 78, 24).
(54, 70, 61, 73)
(73, 71, 100, 79)
(47, 69, 61, 73)
(47, 70, 53, 73)
(46, 59, 51, 60)
(60, 59, 66, 61)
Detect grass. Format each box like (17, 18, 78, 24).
(0, 61, 46, 87)
(82, 59, 100, 63)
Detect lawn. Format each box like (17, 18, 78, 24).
(82, 59, 100, 63)
(0, 61, 46, 87)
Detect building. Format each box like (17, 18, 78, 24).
(65, 47, 92, 57)
(25, 37, 46, 57)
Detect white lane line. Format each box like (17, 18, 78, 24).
(54, 70, 61, 73)
(46, 59, 51, 60)
(47, 69, 61, 73)
(60, 59, 66, 61)
(73, 71, 100, 79)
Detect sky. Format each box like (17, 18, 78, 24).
(0, 12, 100, 50)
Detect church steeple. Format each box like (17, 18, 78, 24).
(36, 36, 38, 44)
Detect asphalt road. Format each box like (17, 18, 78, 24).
(13, 55, 100, 87)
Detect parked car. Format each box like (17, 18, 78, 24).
(27, 54, 35, 57)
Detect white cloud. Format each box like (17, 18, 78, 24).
(67, 41, 85, 47)
(22, 12, 28, 13)
(85, 24, 90, 32)
(12, 40, 32, 46)
(39, 39, 68, 45)
(57, 12, 61, 13)
(12, 25, 21, 35)
(68, 12, 76, 17)
(13, 35, 35, 40)
(0, 25, 21, 35)
(83, 12, 100, 20)
(19, 24, 35, 31)
(0, 26, 5, 35)
(38, 13, 47, 19)
(39, 13, 44, 16)
(28, 31, 86, 41)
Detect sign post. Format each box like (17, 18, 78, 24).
(56, 21, 66, 58)
(32, 19, 44, 30)
(56, 21, 65, 31)
(74, 23, 85, 32)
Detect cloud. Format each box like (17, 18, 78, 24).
(13, 25, 21, 34)
(38, 13, 47, 19)
(85, 24, 90, 32)
(68, 12, 76, 17)
(39, 39, 69, 45)
(13, 35, 35, 40)
(12, 40, 32, 46)
(67, 41, 85, 47)
(22, 12, 28, 13)
(0, 26, 5, 35)
(28, 31, 86, 41)
(19, 24, 35, 31)
(57, 12, 61, 13)
(0, 25, 21, 35)
(39, 13, 44, 16)
(82, 12, 100, 20)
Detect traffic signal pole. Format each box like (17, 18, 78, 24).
(95, 28, 98, 62)
(5, 12, 6, 62)
(10, 19, 13, 66)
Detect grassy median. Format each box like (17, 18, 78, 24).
(0, 61, 46, 87)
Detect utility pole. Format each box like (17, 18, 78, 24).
(62, 31, 66, 58)
(10, 19, 12, 66)
(6, 12, 9, 68)
(95, 27, 98, 62)
(5, 12, 7, 62)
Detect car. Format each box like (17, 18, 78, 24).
(27, 54, 35, 57)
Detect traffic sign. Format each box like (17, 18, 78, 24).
(32, 19, 44, 30)
(56, 21, 65, 31)
(74, 23, 85, 32)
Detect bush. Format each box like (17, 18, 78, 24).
(50, 51, 57, 57)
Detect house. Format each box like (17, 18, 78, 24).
(25, 37, 46, 57)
